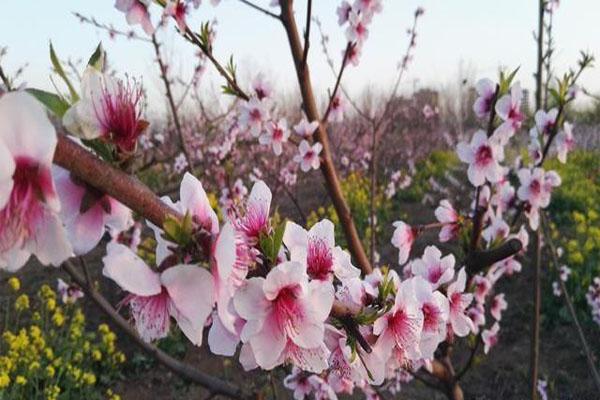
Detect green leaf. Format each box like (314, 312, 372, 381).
(50, 42, 79, 102)
(87, 42, 105, 71)
(25, 88, 70, 117)
(259, 233, 274, 262)
(272, 220, 286, 260)
(81, 138, 115, 163)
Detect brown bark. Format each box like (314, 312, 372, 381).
(54, 134, 181, 228)
(279, 0, 372, 274)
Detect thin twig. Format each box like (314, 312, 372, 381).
(237, 0, 281, 19)
(541, 213, 600, 390)
(301, 0, 313, 70)
(529, 229, 542, 400)
(151, 34, 194, 171)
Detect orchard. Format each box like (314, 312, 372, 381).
(0, 1, 599, 399)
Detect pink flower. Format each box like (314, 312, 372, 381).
(482, 208, 509, 244)
(53, 165, 133, 255)
(446, 267, 475, 337)
(63, 67, 147, 153)
(164, 0, 188, 32)
(555, 121, 574, 163)
(373, 278, 424, 362)
(284, 368, 317, 400)
(239, 98, 268, 137)
(473, 78, 496, 119)
(115, 0, 155, 35)
(434, 199, 460, 242)
(491, 180, 515, 213)
(294, 140, 322, 172)
(346, 11, 369, 43)
(57, 278, 84, 304)
(467, 303, 486, 334)
(103, 242, 214, 344)
(233, 261, 334, 371)
(456, 130, 505, 186)
(294, 119, 319, 138)
(482, 322, 500, 354)
(472, 274, 491, 304)
(236, 180, 272, 243)
(252, 73, 272, 100)
(534, 108, 558, 136)
(391, 221, 415, 265)
(210, 222, 251, 354)
(329, 95, 345, 123)
(283, 219, 360, 282)
(0, 92, 72, 271)
(353, 0, 383, 22)
(517, 168, 561, 210)
(259, 119, 289, 156)
(324, 325, 385, 385)
(559, 265, 571, 282)
(494, 82, 525, 142)
(410, 246, 455, 289)
(490, 293, 507, 321)
(150, 172, 219, 265)
(336, 1, 352, 25)
(413, 278, 449, 359)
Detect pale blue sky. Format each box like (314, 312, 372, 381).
(2, 1, 599, 113)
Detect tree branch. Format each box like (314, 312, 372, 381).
(237, 0, 281, 20)
(301, 0, 313, 70)
(61, 260, 249, 399)
(53, 134, 181, 228)
(151, 34, 194, 171)
(542, 213, 600, 390)
(279, 0, 372, 274)
(465, 238, 523, 274)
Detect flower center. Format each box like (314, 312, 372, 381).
(307, 239, 333, 280)
(0, 157, 48, 252)
(475, 145, 493, 166)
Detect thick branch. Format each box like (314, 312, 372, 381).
(62, 261, 248, 399)
(279, 0, 372, 274)
(53, 134, 182, 227)
(465, 238, 523, 274)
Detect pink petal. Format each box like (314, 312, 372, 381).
(102, 242, 161, 296)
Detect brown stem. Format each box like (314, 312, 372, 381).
(465, 238, 523, 275)
(151, 34, 194, 171)
(535, 0, 544, 110)
(53, 134, 182, 228)
(542, 213, 600, 390)
(237, 0, 281, 19)
(529, 230, 542, 400)
(301, 0, 313, 70)
(61, 261, 248, 399)
(279, 0, 372, 274)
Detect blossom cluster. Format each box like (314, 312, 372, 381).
(586, 277, 600, 326)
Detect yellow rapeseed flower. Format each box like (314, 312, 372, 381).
(0, 373, 10, 388)
(7, 277, 20, 292)
(15, 375, 27, 385)
(14, 294, 30, 311)
(45, 365, 56, 378)
(92, 349, 102, 361)
(46, 297, 57, 311)
(52, 312, 65, 327)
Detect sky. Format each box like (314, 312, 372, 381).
(2, 0, 599, 114)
